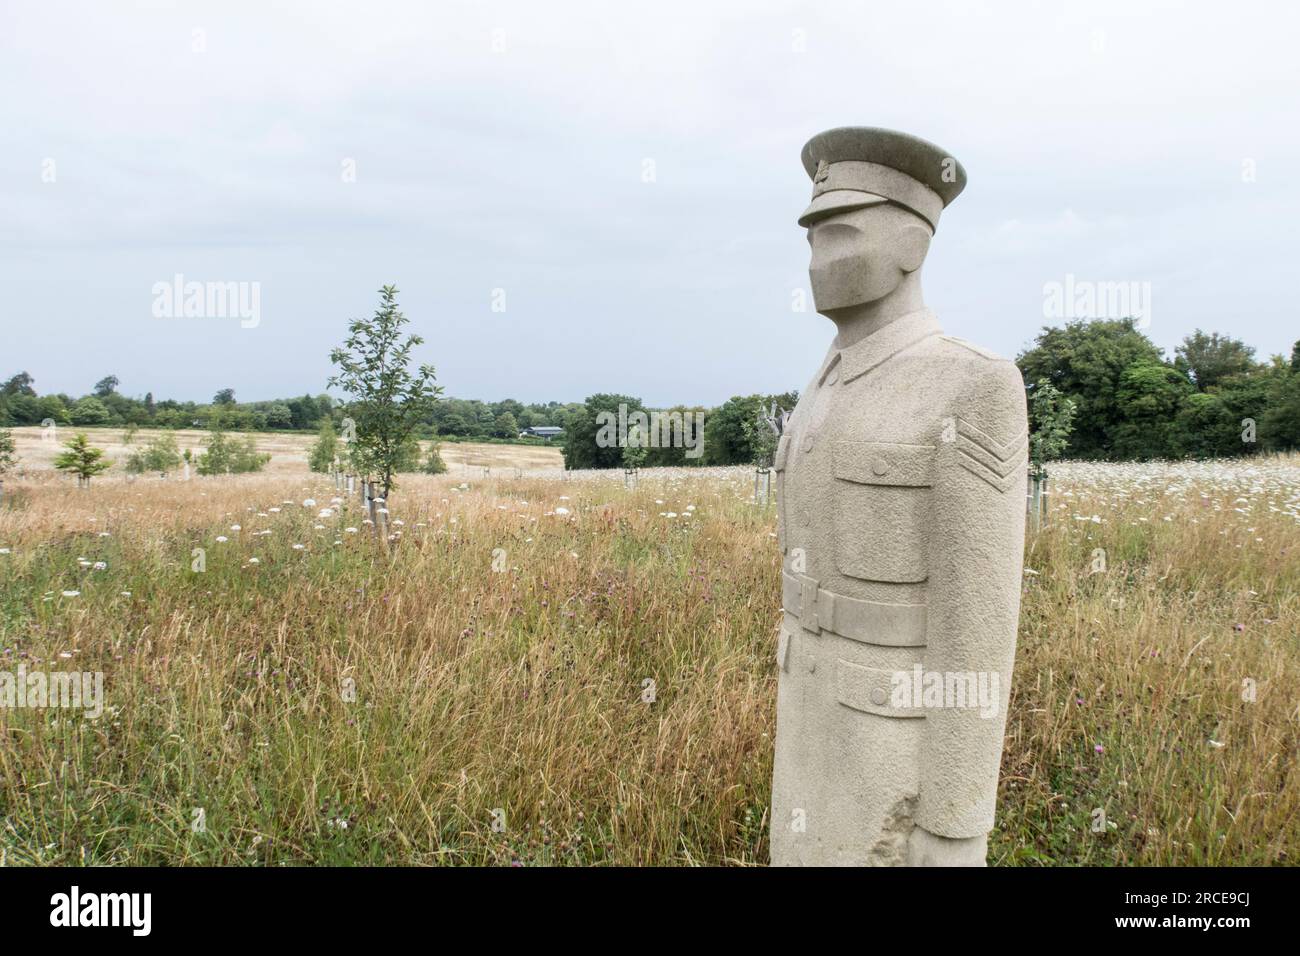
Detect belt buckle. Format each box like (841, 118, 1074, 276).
(799, 574, 820, 633)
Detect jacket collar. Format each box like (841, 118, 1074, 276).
(837, 308, 943, 384)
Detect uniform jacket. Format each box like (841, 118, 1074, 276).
(770, 308, 1027, 865)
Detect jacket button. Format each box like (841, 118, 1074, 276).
(870, 688, 887, 706)
(871, 457, 889, 476)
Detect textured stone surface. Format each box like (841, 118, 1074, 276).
(771, 127, 1026, 867)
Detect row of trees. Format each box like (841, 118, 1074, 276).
(1018, 321, 1300, 459)
(0, 371, 570, 441)
(559, 323, 1298, 469)
(6, 317, 1295, 486)
(560, 392, 799, 470)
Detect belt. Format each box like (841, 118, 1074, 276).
(782, 571, 927, 647)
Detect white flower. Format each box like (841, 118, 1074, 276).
(302, 499, 316, 507)
(92, 561, 107, 571)
(555, 507, 570, 515)
(216, 535, 228, 543)
(345, 527, 358, 534)
(120, 591, 132, 597)
(61, 590, 80, 598)
(230, 524, 241, 531)
(248, 557, 260, 565)
(292, 543, 305, 550)
(98, 531, 111, 538)
(0, 548, 10, 555)
(318, 509, 334, 518)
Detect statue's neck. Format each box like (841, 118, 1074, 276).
(825, 272, 926, 350)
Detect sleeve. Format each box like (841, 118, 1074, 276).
(914, 358, 1028, 838)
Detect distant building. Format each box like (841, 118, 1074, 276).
(520, 425, 564, 440)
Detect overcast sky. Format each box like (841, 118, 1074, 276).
(2, 0, 1297, 407)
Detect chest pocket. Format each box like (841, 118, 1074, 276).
(832, 441, 934, 583)
(773, 434, 791, 553)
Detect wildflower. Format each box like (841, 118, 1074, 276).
(293, 544, 305, 550)
(1093, 744, 1104, 754)
(555, 507, 570, 515)
(216, 535, 228, 543)
(61, 590, 80, 598)
(230, 524, 241, 531)
(248, 558, 260, 565)
(303, 499, 316, 507)
(92, 561, 107, 571)
(120, 591, 132, 597)
(345, 527, 358, 534)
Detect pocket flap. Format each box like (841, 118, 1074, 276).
(836, 659, 925, 719)
(774, 434, 791, 472)
(833, 441, 934, 487)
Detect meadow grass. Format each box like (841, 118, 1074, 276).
(1, 459, 1297, 865)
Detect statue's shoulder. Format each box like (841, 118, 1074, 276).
(936, 334, 1011, 364)
(931, 335, 1025, 418)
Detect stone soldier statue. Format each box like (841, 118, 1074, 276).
(770, 127, 1027, 866)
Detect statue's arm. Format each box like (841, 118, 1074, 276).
(913, 358, 1028, 851)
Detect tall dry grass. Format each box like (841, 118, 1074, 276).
(0, 458, 1296, 865)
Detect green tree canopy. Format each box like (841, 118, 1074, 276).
(70, 396, 112, 426)
(1175, 329, 1257, 390)
(328, 285, 443, 498)
(1017, 318, 1166, 458)
(53, 433, 112, 484)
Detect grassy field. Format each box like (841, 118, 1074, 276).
(0, 453, 1297, 865)
(3, 426, 564, 476)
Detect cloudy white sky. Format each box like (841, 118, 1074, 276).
(2, 0, 1297, 407)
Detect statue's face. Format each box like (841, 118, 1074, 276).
(806, 203, 931, 314)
